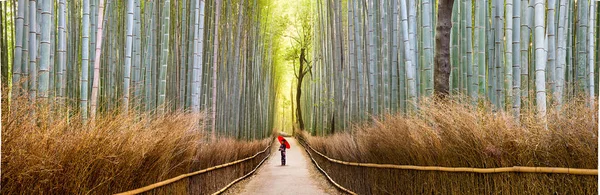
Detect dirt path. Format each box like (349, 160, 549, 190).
(226, 138, 339, 195)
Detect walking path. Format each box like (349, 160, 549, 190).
(232, 138, 332, 195)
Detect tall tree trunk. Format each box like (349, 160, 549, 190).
(434, 0, 454, 98)
(296, 48, 308, 130)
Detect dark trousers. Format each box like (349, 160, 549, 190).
(281, 152, 286, 165)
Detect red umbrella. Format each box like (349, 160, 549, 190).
(277, 136, 291, 149)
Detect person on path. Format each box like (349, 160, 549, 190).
(279, 140, 287, 165)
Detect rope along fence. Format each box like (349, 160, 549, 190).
(297, 136, 598, 194)
(115, 141, 273, 195)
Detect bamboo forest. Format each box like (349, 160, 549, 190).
(0, 0, 598, 194)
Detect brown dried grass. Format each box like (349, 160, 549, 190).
(2, 96, 270, 194)
(302, 98, 598, 194)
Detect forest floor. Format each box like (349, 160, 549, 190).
(223, 138, 343, 195)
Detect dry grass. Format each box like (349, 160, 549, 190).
(2, 96, 271, 194)
(302, 98, 598, 194)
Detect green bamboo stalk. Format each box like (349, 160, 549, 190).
(576, 0, 588, 94)
(400, 0, 416, 110)
(381, 0, 389, 112)
(38, 0, 51, 101)
(475, 0, 486, 98)
(505, 0, 513, 110)
(512, 0, 521, 118)
(90, 0, 105, 119)
(58, 0, 65, 101)
(465, 0, 474, 100)
(144, 0, 155, 112)
(348, 0, 356, 119)
(123, 0, 134, 111)
(567, 0, 574, 101)
(367, 0, 377, 115)
(81, 0, 90, 119)
(494, 0, 504, 109)
(89, 0, 96, 93)
(460, 0, 467, 95)
(333, 0, 343, 129)
(422, 0, 434, 97)
(451, 0, 460, 94)
(191, 0, 204, 113)
(28, 0, 36, 102)
(555, 0, 568, 108)
(534, 0, 547, 124)
(408, 0, 418, 98)
(185, 0, 194, 109)
(49, 2, 55, 100)
(21, 0, 29, 93)
(12, 0, 26, 97)
(588, 0, 595, 106)
(159, 0, 169, 112)
(520, 0, 533, 110)
(178, 0, 188, 111)
(212, 0, 221, 140)
(132, 0, 141, 110)
(487, 2, 495, 102)
(547, 0, 556, 98)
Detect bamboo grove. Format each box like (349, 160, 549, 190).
(299, 0, 599, 135)
(1, 0, 280, 140)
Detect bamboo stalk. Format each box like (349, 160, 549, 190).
(28, 0, 37, 102)
(512, 0, 521, 119)
(81, 0, 90, 119)
(123, 0, 134, 112)
(90, 0, 105, 119)
(534, 0, 547, 125)
(400, 0, 416, 110)
(12, 0, 26, 98)
(588, 0, 596, 107)
(38, 0, 51, 101)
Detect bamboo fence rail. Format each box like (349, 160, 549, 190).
(115, 141, 274, 195)
(297, 137, 358, 195)
(211, 148, 271, 195)
(298, 136, 598, 176)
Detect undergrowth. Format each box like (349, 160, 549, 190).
(2, 96, 270, 194)
(302, 97, 598, 194)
